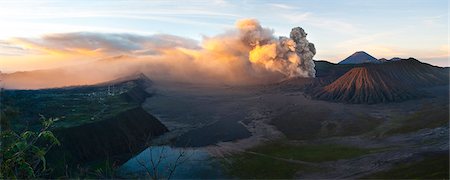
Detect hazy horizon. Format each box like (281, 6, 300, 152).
(1, 1, 448, 179)
(0, 0, 448, 74)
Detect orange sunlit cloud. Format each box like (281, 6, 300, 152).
(1, 19, 318, 89)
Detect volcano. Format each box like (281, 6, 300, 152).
(311, 58, 449, 104)
(339, 51, 380, 64)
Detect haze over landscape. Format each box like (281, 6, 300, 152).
(0, 0, 448, 74)
(0, 0, 448, 179)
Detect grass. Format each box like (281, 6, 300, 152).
(223, 153, 309, 179)
(251, 142, 373, 162)
(385, 104, 449, 135)
(364, 153, 449, 179)
(223, 142, 374, 179)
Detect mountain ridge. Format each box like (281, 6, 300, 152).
(309, 58, 449, 104)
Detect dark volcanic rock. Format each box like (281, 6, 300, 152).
(311, 58, 449, 104)
(313, 67, 420, 104)
(314, 60, 356, 79)
(54, 107, 168, 162)
(46, 74, 168, 167)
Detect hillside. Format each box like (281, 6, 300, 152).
(2, 73, 154, 130)
(2, 74, 169, 174)
(366, 58, 448, 87)
(310, 58, 449, 104)
(312, 67, 421, 104)
(53, 107, 168, 163)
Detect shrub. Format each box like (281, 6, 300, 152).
(0, 116, 60, 178)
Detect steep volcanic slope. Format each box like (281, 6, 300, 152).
(54, 107, 168, 162)
(313, 67, 420, 104)
(50, 74, 168, 163)
(339, 51, 380, 64)
(312, 58, 449, 104)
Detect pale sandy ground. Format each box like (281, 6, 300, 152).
(142, 81, 448, 178)
(296, 126, 448, 178)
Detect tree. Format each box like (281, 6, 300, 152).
(135, 145, 190, 180)
(131, 135, 191, 180)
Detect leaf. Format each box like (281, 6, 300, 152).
(1, 115, 61, 178)
(21, 131, 36, 140)
(39, 115, 57, 128)
(42, 119, 52, 128)
(40, 131, 60, 145)
(14, 141, 28, 151)
(36, 150, 47, 171)
(18, 161, 35, 178)
(29, 145, 41, 154)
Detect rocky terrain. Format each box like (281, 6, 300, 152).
(2, 56, 448, 179)
(309, 58, 449, 104)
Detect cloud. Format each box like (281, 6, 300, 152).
(267, 3, 298, 10)
(0, 40, 30, 56)
(422, 14, 447, 27)
(9, 32, 200, 56)
(279, 12, 312, 24)
(336, 31, 399, 48)
(2, 19, 318, 89)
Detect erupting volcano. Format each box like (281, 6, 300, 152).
(0, 19, 318, 89)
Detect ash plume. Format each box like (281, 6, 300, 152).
(233, 19, 317, 79)
(2, 19, 317, 89)
(147, 18, 317, 84)
(290, 27, 316, 77)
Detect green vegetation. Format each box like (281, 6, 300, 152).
(223, 152, 308, 179)
(223, 142, 374, 179)
(1, 79, 153, 178)
(0, 107, 147, 179)
(0, 116, 60, 179)
(364, 153, 449, 179)
(250, 142, 372, 162)
(2, 81, 139, 131)
(385, 104, 449, 135)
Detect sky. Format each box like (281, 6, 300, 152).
(0, 0, 448, 73)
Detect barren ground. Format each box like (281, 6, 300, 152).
(140, 81, 449, 178)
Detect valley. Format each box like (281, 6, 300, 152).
(0, 2, 447, 179)
(1, 59, 448, 179)
(135, 77, 448, 179)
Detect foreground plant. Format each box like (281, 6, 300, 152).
(0, 116, 60, 179)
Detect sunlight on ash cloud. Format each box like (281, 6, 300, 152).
(1, 19, 317, 89)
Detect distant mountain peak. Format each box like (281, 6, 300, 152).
(389, 57, 402, 61)
(339, 51, 380, 64)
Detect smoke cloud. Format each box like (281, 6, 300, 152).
(1, 19, 317, 89)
